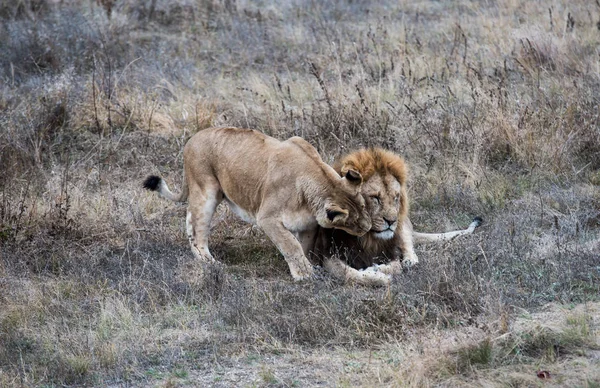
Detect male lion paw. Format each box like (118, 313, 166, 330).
(355, 269, 391, 287)
(402, 251, 419, 267)
(359, 264, 381, 273)
(375, 261, 403, 276)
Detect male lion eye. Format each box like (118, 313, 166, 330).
(371, 196, 381, 205)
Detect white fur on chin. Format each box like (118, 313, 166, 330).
(372, 230, 395, 240)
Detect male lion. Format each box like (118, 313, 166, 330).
(143, 127, 371, 281)
(312, 148, 482, 286)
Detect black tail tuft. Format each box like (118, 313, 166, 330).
(472, 216, 483, 227)
(143, 175, 161, 191)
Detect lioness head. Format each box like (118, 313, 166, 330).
(335, 148, 408, 241)
(317, 169, 372, 237)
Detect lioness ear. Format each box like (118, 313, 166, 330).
(326, 208, 348, 222)
(344, 169, 363, 184)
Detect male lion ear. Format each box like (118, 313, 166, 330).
(344, 169, 363, 184)
(326, 208, 348, 222)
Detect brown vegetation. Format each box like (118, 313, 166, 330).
(1, 0, 599, 386)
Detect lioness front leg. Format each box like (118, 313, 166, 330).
(257, 218, 315, 281)
(297, 228, 318, 257)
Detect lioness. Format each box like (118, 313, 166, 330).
(143, 127, 371, 281)
(312, 148, 482, 286)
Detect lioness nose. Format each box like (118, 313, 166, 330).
(383, 217, 397, 227)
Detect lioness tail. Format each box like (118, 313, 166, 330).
(143, 175, 188, 202)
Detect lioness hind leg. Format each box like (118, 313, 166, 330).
(257, 218, 315, 281)
(187, 186, 222, 262)
(186, 211, 208, 260)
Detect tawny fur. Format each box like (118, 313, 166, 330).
(144, 127, 372, 281)
(332, 148, 410, 260)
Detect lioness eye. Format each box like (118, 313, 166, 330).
(394, 195, 400, 203)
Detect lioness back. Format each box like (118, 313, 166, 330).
(185, 127, 272, 214)
(184, 127, 331, 216)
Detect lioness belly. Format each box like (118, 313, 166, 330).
(282, 210, 318, 232)
(225, 199, 257, 224)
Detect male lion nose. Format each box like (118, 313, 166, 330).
(383, 217, 397, 227)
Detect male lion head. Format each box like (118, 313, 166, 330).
(316, 169, 372, 237)
(334, 148, 408, 244)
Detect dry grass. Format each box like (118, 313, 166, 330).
(1, 0, 600, 386)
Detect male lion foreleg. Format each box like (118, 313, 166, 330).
(257, 218, 315, 281)
(322, 257, 391, 287)
(374, 260, 403, 276)
(399, 218, 419, 266)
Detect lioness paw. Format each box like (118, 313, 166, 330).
(292, 272, 314, 282)
(290, 264, 315, 281)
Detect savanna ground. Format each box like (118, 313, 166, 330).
(1, 0, 599, 386)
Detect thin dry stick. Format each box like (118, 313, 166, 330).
(92, 56, 102, 134)
(106, 54, 113, 132)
